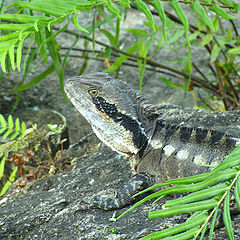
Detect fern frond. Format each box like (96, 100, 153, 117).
(0, 0, 95, 72)
(0, 156, 6, 179)
(0, 114, 27, 140)
(0, 165, 18, 196)
(117, 146, 240, 239)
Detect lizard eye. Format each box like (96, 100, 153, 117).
(88, 89, 99, 97)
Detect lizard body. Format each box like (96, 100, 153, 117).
(64, 72, 240, 210)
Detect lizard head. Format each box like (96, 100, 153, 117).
(64, 72, 148, 160)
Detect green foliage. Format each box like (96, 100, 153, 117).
(0, 112, 68, 196)
(0, 0, 239, 109)
(0, 114, 26, 141)
(0, 113, 29, 196)
(116, 146, 240, 239)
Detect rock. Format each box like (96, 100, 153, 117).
(1, 134, 240, 239)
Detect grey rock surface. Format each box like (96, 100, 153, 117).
(1, 140, 240, 240)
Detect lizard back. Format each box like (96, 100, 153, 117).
(64, 73, 240, 183)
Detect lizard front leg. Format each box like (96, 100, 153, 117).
(77, 173, 156, 210)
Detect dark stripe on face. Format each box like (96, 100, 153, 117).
(195, 128, 208, 144)
(118, 113, 148, 150)
(180, 126, 193, 143)
(96, 96, 118, 117)
(92, 96, 148, 153)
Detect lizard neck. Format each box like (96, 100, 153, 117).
(89, 95, 149, 158)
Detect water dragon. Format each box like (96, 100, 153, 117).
(64, 72, 240, 210)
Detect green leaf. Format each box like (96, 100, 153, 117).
(15, 118, 20, 132)
(72, 13, 89, 33)
(10, 131, 20, 140)
(141, 211, 208, 239)
(46, 30, 66, 98)
(10, 117, 21, 139)
(212, 16, 220, 33)
(99, 29, 117, 46)
(134, 0, 156, 31)
(0, 166, 18, 196)
(150, 168, 238, 202)
(235, 176, 240, 211)
(106, 0, 122, 19)
(8, 41, 16, 71)
(188, 31, 200, 41)
(228, 46, 240, 55)
(209, 3, 235, 20)
(0, 14, 53, 23)
(169, 0, 191, 46)
(3, 128, 13, 140)
(162, 227, 200, 240)
(8, 1, 65, 17)
(0, 32, 19, 41)
(86, 13, 115, 33)
(210, 44, 221, 62)
(152, 0, 168, 44)
(137, 59, 146, 91)
(223, 190, 234, 240)
(138, 33, 156, 59)
(38, 24, 68, 54)
(160, 77, 185, 89)
(165, 182, 229, 207)
(209, 205, 219, 240)
(22, 38, 35, 73)
(148, 35, 164, 59)
(0, 114, 7, 128)
(0, 50, 8, 73)
(8, 115, 14, 129)
(12, 64, 55, 92)
(144, 33, 156, 57)
(217, 0, 235, 7)
(21, 122, 26, 135)
(0, 156, 6, 179)
(221, 0, 236, 6)
(9, 166, 18, 182)
(201, 33, 213, 46)
(199, 220, 208, 240)
(168, 29, 185, 44)
(16, 38, 24, 71)
(190, 0, 215, 32)
(0, 23, 34, 31)
(149, 198, 217, 218)
(184, 48, 192, 75)
(62, 36, 80, 69)
(118, 0, 130, 8)
(104, 40, 139, 72)
(35, 31, 48, 63)
(125, 28, 147, 37)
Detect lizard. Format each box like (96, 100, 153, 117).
(64, 72, 240, 210)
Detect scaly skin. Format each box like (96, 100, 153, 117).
(64, 72, 240, 210)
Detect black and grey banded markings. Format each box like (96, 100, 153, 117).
(90, 95, 148, 154)
(149, 120, 239, 165)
